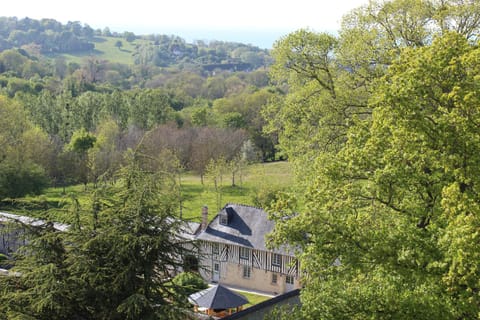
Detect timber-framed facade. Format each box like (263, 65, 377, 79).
(194, 204, 300, 295)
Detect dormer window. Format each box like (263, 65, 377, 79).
(220, 206, 235, 225)
(220, 213, 228, 225)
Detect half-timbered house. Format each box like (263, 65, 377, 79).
(195, 204, 300, 295)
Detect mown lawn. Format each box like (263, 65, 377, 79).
(233, 290, 271, 308)
(6, 161, 293, 224)
(180, 161, 293, 221)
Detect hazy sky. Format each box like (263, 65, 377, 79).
(3, 0, 370, 48)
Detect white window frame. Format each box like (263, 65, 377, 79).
(286, 275, 294, 285)
(220, 214, 228, 225)
(243, 265, 251, 278)
(239, 247, 250, 260)
(212, 243, 219, 254)
(272, 253, 282, 266)
(272, 273, 278, 284)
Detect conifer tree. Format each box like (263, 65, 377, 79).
(0, 150, 194, 319)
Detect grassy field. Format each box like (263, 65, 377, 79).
(6, 161, 293, 223)
(59, 36, 148, 65)
(233, 289, 271, 308)
(180, 161, 293, 221)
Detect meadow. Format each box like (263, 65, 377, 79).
(58, 36, 145, 65)
(4, 161, 293, 224)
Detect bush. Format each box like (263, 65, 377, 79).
(0, 161, 49, 198)
(172, 272, 208, 297)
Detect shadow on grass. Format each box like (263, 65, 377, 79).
(91, 37, 107, 43)
(69, 49, 104, 57)
(181, 184, 205, 201)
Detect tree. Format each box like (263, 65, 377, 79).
(89, 118, 122, 186)
(126, 89, 175, 130)
(66, 128, 97, 188)
(270, 32, 480, 320)
(0, 151, 194, 319)
(0, 96, 51, 198)
(205, 157, 228, 211)
(266, 0, 480, 178)
(266, 1, 480, 318)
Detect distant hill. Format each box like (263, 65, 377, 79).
(0, 16, 272, 70)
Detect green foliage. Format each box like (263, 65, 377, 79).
(271, 31, 480, 319)
(67, 128, 96, 153)
(0, 151, 194, 319)
(0, 17, 93, 54)
(0, 253, 7, 267)
(0, 96, 51, 199)
(172, 272, 208, 297)
(0, 161, 48, 198)
(267, 1, 480, 319)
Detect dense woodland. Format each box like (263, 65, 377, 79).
(0, 16, 278, 201)
(1, 0, 480, 318)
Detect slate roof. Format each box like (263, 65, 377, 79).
(0, 212, 69, 231)
(195, 204, 291, 255)
(177, 220, 201, 241)
(188, 284, 249, 309)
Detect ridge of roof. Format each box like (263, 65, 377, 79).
(222, 203, 266, 211)
(0, 211, 69, 232)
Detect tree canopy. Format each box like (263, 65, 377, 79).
(267, 0, 480, 318)
(0, 151, 194, 319)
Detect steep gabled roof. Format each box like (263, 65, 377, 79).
(195, 204, 290, 255)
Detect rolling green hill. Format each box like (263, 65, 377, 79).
(59, 36, 143, 65)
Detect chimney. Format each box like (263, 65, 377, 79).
(201, 205, 209, 231)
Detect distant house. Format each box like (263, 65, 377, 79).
(194, 204, 300, 295)
(0, 212, 68, 256)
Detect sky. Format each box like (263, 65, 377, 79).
(3, 0, 370, 48)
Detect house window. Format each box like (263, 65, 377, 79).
(272, 253, 282, 266)
(243, 265, 251, 278)
(239, 247, 250, 260)
(212, 243, 219, 254)
(272, 273, 278, 284)
(286, 275, 294, 285)
(220, 214, 228, 225)
(183, 255, 199, 272)
(214, 263, 220, 272)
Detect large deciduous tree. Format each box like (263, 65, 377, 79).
(271, 31, 480, 320)
(267, 0, 480, 319)
(0, 95, 51, 198)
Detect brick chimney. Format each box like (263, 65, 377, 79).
(201, 205, 209, 231)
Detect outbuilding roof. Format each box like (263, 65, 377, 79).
(188, 284, 249, 309)
(0, 212, 69, 231)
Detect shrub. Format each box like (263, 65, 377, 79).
(172, 272, 208, 297)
